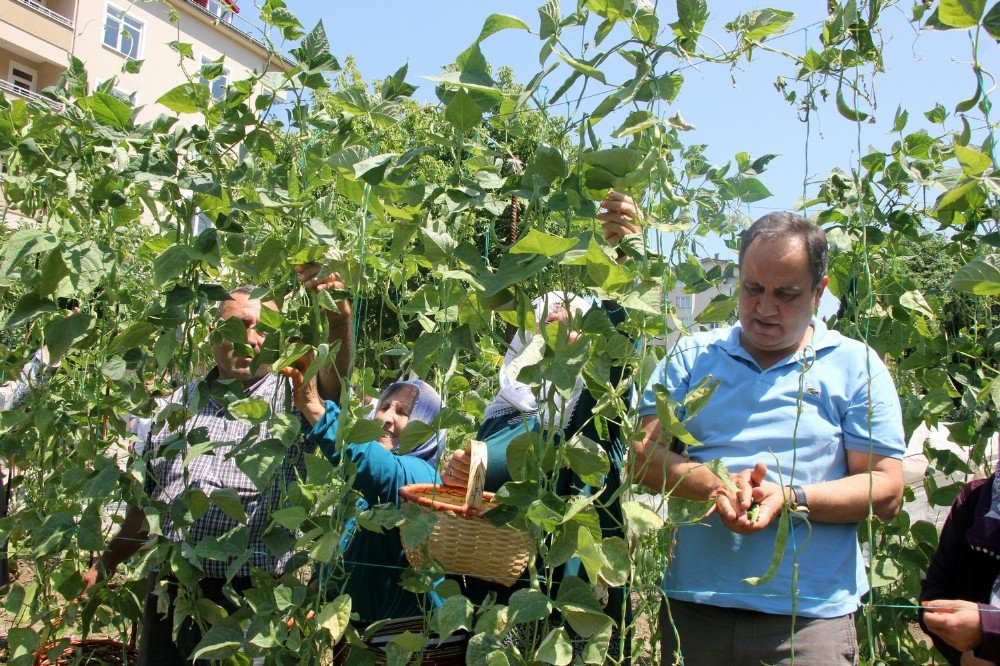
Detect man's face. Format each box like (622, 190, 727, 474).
(738, 237, 828, 362)
(212, 293, 277, 383)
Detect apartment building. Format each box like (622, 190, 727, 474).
(664, 254, 739, 345)
(0, 0, 287, 120)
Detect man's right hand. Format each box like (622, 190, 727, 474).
(81, 560, 106, 596)
(80, 504, 147, 598)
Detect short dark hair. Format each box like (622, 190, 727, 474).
(739, 212, 828, 288)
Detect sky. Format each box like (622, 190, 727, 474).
(232, 2, 997, 314)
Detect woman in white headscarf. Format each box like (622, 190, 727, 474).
(0, 347, 51, 411)
(438, 192, 642, 658)
(467, 290, 596, 485)
(442, 190, 642, 489)
(487, 292, 594, 426)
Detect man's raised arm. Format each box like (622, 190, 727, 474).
(294, 264, 353, 402)
(82, 503, 147, 591)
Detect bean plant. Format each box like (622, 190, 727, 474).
(0, 1, 998, 664)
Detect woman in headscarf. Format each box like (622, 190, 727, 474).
(281, 363, 445, 624)
(463, 290, 599, 489)
(439, 192, 642, 656)
(920, 471, 1000, 665)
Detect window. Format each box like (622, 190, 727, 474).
(103, 4, 142, 59)
(199, 56, 230, 101)
(9, 63, 36, 94)
(674, 294, 694, 328)
(192, 0, 235, 22)
(104, 84, 134, 104)
(109, 87, 134, 103)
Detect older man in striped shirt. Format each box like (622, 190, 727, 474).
(85, 264, 351, 665)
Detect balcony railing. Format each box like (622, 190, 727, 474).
(13, 0, 74, 28)
(0, 79, 63, 112)
(180, 0, 266, 50)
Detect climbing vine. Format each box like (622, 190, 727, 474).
(0, 0, 998, 664)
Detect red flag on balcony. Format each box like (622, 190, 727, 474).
(223, 0, 239, 12)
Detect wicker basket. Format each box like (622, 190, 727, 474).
(398, 442, 533, 587)
(34, 638, 138, 666)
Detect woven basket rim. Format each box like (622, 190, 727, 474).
(34, 637, 138, 665)
(398, 483, 498, 519)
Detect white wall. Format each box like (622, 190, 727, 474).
(72, 0, 285, 123)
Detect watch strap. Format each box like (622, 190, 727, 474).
(789, 484, 809, 513)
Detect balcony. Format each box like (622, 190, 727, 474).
(175, 0, 267, 51)
(0, 78, 62, 111)
(0, 0, 74, 55)
(13, 0, 73, 28)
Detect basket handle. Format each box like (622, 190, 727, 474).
(463, 440, 487, 511)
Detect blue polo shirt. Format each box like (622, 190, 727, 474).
(638, 319, 904, 618)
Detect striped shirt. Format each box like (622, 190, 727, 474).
(145, 369, 306, 579)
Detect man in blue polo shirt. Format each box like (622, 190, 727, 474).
(632, 212, 905, 665)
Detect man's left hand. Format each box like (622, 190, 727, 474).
(711, 461, 765, 521)
(294, 263, 346, 295)
(923, 599, 984, 653)
(719, 481, 786, 535)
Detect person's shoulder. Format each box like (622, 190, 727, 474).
(819, 326, 889, 371)
(961, 475, 993, 504)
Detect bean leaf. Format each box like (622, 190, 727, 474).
(210, 488, 247, 524)
(432, 595, 474, 640)
(316, 594, 352, 642)
(536, 627, 573, 665)
(952, 255, 1000, 295)
(44, 312, 94, 363)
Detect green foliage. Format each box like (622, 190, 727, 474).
(0, 1, 997, 664)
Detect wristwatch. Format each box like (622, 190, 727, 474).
(788, 485, 810, 515)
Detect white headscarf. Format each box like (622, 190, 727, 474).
(484, 292, 593, 431)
